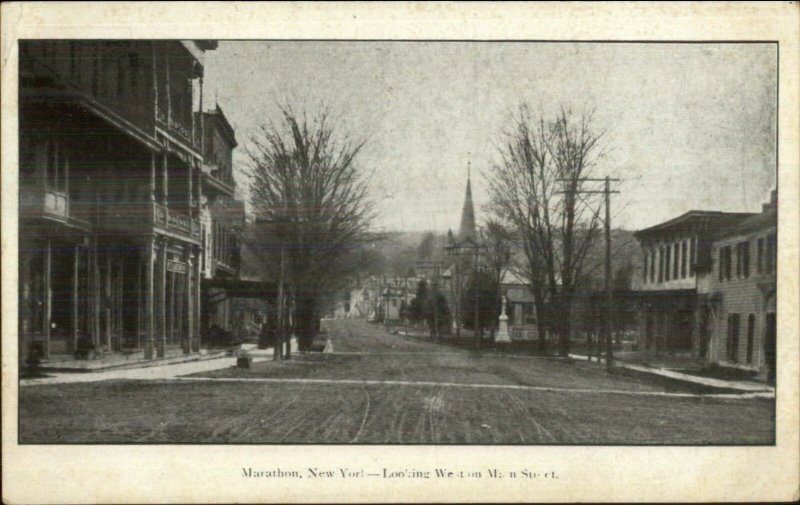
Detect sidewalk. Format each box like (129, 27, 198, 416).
(20, 340, 297, 387)
(568, 353, 775, 394)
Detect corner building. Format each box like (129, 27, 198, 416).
(19, 40, 218, 361)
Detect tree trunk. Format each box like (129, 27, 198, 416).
(535, 299, 549, 354)
(557, 291, 574, 357)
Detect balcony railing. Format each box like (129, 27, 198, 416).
(19, 188, 93, 230)
(101, 201, 200, 243)
(153, 202, 201, 241)
(202, 169, 236, 197)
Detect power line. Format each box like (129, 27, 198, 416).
(557, 176, 620, 369)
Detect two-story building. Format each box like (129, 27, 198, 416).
(704, 192, 777, 381)
(633, 210, 755, 355)
(19, 40, 217, 362)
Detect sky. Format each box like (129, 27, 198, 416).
(204, 42, 777, 233)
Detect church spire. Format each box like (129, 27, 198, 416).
(458, 161, 476, 241)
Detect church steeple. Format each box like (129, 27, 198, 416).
(458, 161, 476, 241)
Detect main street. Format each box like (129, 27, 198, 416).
(19, 319, 774, 444)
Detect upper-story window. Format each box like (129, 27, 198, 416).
(735, 241, 750, 279)
(665, 246, 671, 282)
(681, 240, 688, 278)
(658, 247, 664, 283)
(690, 237, 697, 276)
(756, 238, 764, 274)
(673, 242, 680, 280)
(42, 139, 69, 193)
(649, 248, 656, 283)
(719, 245, 733, 282)
(642, 251, 648, 284)
(765, 233, 776, 275)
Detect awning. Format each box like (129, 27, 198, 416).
(202, 278, 278, 305)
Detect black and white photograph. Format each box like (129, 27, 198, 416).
(3, 3, 799, 504)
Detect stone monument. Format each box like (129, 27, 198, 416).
(495, 294, 511, 343)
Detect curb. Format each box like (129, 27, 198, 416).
(568, 353, 774, 394)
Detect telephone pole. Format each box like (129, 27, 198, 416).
(603, 176, 615, 370)
(557, 176, 619, 369)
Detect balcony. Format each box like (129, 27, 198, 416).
(202, 169, 236, 198)
(100, 201, 201, 244)
(19, 188, 91, 230)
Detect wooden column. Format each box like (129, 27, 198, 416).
(106, 254, 113, 350)
(150, 152, 157, 203)
(44, 238, 52, 359)
(187, 161, 193, 217)
(159, 238, 167, 358)
(195, 247, 202, 352)
(186, 252, 194, 354)
(145, 236, 156, 359)
(73, 246, 80, 353)
(162, 153, 169, 206)
(92, 238, 101, 352)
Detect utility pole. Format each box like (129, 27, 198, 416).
(433, 263, 440, 341)
(556, 176, 619, 369)
(603, 176, 614, 370)
(474, 244, 481, 351)
(274, 246, 285, 361)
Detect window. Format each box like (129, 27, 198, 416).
(650, 249, 656, 283)
(681, 240, 688, 278)
(690, 237, 698, 276)
(735, 243, 742, 278)
(757, 238, 764, 274)
(741, 241, 750, 279)
(69, 41, 77, 78)
(44, 140, 69, 192)
(128, 52, 140, 95)
(643, 252, 648, 284)
(658, 247, 664, 283)
(727, 313, 740, 362)
(665, 246, 671, 281)
(673, 242, 680, 280)
(718, 245, 733, 282)
(746, 314, 755, 364)
(765, 233, 776, 274)
(117, 56, 126, 99)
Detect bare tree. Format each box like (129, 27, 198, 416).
(245, 105, 376, 357)
(480, 219, 513, 340)
(488, 104, 605, 356)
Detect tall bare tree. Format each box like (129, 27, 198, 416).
(245, 105, 376, 357)
(488, 104, 605, 356)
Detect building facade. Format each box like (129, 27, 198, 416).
(633, 211, 754, 355)
(704, 193, 777, 380)
(19, 40, 218, 361)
